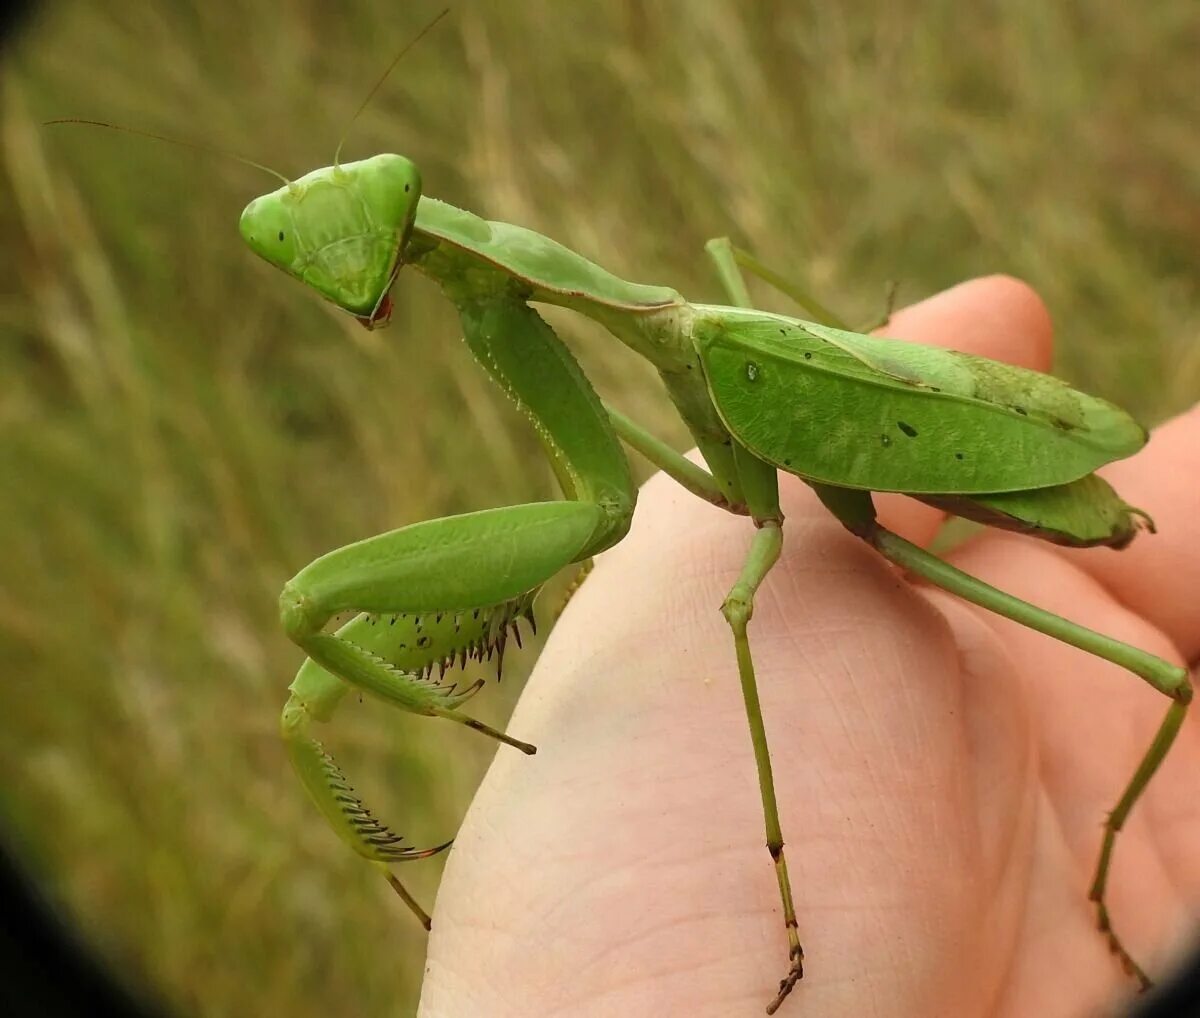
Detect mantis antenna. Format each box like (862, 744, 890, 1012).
(331, 6, 451, 168)
(42, 118, 292, 187)
(46, 7, 450, 181)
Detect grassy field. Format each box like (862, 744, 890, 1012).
(1, 2, 1197, 1015)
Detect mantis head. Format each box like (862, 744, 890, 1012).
(239, 153, 422, 329)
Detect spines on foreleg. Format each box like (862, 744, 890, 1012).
(281, 694, 451, 864)
(280, 587, 544, 926)
(291, 588, 541, 716)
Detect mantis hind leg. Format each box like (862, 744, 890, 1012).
(705, 236, 849, 329)
(704, 236, 897, 331)
(816, 483, 1192, 988)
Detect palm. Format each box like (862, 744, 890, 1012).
(419, 279, 1200, 1017)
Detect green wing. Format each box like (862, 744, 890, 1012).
(693, 308, 1146, 494)
(414, 198, 683, 311)
(919, 474, 1151, 548)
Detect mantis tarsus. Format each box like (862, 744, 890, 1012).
(234, 151, 1191, 1013)
(53, 41, 1191, 1012)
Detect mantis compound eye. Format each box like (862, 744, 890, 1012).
(239, 196, 299, 269)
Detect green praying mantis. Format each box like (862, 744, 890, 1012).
(52, 25, 1192, 1016)
(241, 154, 1194, 1012)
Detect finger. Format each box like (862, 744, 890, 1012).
(1058, 402, 1200, 662)
(867, 275, 1055, 545)
(878, 274, 1054, 369)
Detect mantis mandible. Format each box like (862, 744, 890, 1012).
(53, 28, 1192, 1013)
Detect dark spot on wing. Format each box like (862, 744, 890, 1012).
(803, 352, 812, 360)
(1012, 406, 1028, 416)
(897, 421, 918, 438)
(955, 452, 964, 460)
(278, 230, 285, 241)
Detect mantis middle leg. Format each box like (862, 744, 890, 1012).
(721, 486, 805, 1016)
(597, 241, 809, 1009)
(697, 242, 809, 1011)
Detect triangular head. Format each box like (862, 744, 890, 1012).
(239, 154, 421, 329)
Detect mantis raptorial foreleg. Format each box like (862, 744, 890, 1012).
(280, 503, 600, 741)
(278, 503, 594, 921)
(567, 400, 743, 627)
(279, 292, 635, 925)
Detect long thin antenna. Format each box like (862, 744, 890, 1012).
(43, 118, 292, 187)
(332, 7, 451, 168)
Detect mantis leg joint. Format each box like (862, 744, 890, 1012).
(721, 592, 753, 633)
(279, 581, 326, 642)
(1170, 671, 1193, 705)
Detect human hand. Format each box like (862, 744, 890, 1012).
(419, 277, 1200, 1017)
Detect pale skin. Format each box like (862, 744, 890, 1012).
(418, 277, 1200, 1018)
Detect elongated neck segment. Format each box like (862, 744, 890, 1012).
(404, 204, 746, 508)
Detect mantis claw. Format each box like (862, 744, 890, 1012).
(443, 678, 486, 707)
(766, 949, 804, 1015)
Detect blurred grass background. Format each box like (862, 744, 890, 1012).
(0, 1, 1197, 1015)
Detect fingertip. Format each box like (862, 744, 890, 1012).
(880, 274, 1054, 372)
